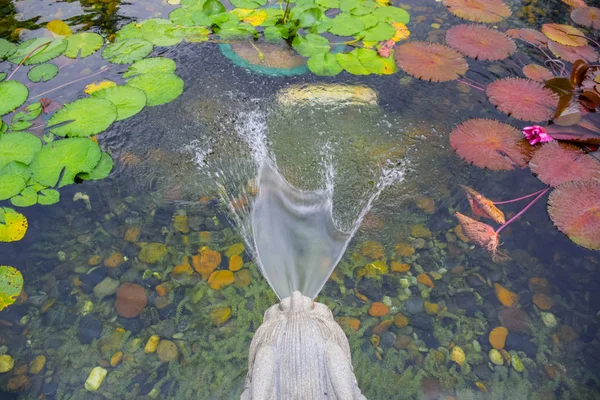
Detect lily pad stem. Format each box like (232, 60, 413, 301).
(7, 41, 52, 80)
(495, 188, 550, 234)
(456, 78, 485, 91)
(493, 188, 548, 204)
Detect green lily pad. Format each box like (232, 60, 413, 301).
(373, 6, 410, 24)
(316, 0, 340, 8)
(358, 14, 379, 30)
(10, 187, 37, 207)
(30, 138, 101, 188)
(292, 34, 330, 57)
(0, 266, 23, 312)
(122, 57, 176, 78)
(9, 38, 67, 65)
(0, 174, 26, 201)
(296, 8, 324, 28)
(1, 161, 31, 182)
(0, 132, 41, 168)
(0, 81, 28, 116)
(359, 22, 395, 42)
(230, 0, 266, 9)
(0, 73, 6, 81)
(329, 13, 365, 36)
(27, 63, 59, 83)
(169, 8, 196, 26)
(8, 121, 32, 131)
(127, 73, 184, 107)
(78, 152, 113, 180)
(93, 86, 147, 121)
(117, 19, 185, 47)
(0, 39, 15, 60)
(47, 97, 117, 137)
(357, 48, 396, 74)
(307, 52, 343, 76)
(217, 23, 256, 39)
(337, 51, 369, 75)
(64, 33, 104, 58)
(102, 38, 153, 64)
(37, 188, 60, 205)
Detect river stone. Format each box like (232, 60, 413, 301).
(78, 315, 102, 344)
(404, 297, 424, 315)
(505, 333, 537, 357)
(154, 320, 177, 338)
(411, 315, 434, 331)
(380, 332, 396, 348)
(93, 277, 120, 298)
(455, 292, 477, 316)
(157, 340, 178, 362)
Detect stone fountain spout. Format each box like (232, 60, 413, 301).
(241, 291, 366, 400)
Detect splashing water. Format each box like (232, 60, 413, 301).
(191, 109, 405, 299)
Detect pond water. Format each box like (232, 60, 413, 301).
(1, 0, 600, 399)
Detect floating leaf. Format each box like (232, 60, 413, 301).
(0, 80, 28, 116)
(117, 19, 188, 47)
(78, 152, 113, 181)
(486, 78, 558, 122)
(0, 39, 16, 60)
(46, 20, 73, 37)
(357, 48, 396, 74)
(0, 132, 42, 168)
(328, 13, 365, 36)
(391, 22, 410, 42)
(10, 187, 37, 207)
(455, 211, 499, 253)
(239, 9, 268, 26)
(0, 73, 5, 81)
(296, 8, 324, 29)
(547, 112, 600, 144)
(446, 24, 516, 61)
(337, 51, 370, 75)
(548, 181, 600, 251)
(547, 40, 598, 63)
(122, 57, 177, 78)
(27, 63, 59, 83)
(0, 174, 26, 201)
(292, 33, 330, 57)
(372, 6, 410, 24)
(529, 141, 600, 187)
(47, 97, 117, 137)
(93, 86, 147, 121)
(84, 80, 117, 95)
(30, 138, 101, 188)
(460, 185, 506, 224)
(37, 188, 60, 205)
(360, 22, 396, 42)
(394, 42, 468, 82)
(0, 266, 23, 310)
(127, 73, 184, 106)
(217, 23, 256, 39)
(64, 33, 104, 58)
(0, 208, 28, 242)
(449, 118, 533, 170)
(522, 64, 553, 82)
(571, 7, 600, 30)
(442, 0, 511, 23)
(229, 0, 266, 9)
(542, 24, 587, 47)
(9, 38, 67, 65)
(307, 52, 343, 76)
(102, 38, 153, 64)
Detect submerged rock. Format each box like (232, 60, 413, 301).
(85, 367, 107, 391)
(404, 297, 424, 315)
(78, 315, 102, 344)
(411, 315, 434, 331)
(115, 283, 147, 318)
(93, 277, 120, 298)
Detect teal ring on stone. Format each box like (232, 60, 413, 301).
(219, 43, 309, 77)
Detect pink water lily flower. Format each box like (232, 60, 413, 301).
(523, 125, 553, 145)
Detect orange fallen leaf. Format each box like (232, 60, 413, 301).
(461, 185, 505, 224)
(455, 212, 499, 253)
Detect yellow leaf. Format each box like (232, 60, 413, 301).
(84, 80, 117, 95)
(363, 41, 377, 49)
(230, 8, 254, 18)
(0, 208, 28, 243)
(46, 20, 73, 37)
(243, 10, 268, 26)
(0, 265, 23, 312)
(392, 22, 410, 42)
(376, 0, 391, 5)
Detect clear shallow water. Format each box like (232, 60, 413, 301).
(1, 0, 600, 399)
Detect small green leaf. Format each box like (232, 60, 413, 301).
(292, 33, 330, 57)
(329, 13, 365, 36)
(316, 0, 339, 8)
(0, 73, 6, 81)
(340, 0, 359, 12)
(10, 187, 37, 207)
(350, 1, 377, 16)
(229, 0, 266, 9)
(93, 86, 147, 121)
(122, 57, 177, 78)
(0, 266, 23, 311)
(64, 33, 104, 58)
(358, 14, 379, 30)
(359, 22, 395, 42)
(0, 174, 26, 201)
(102, 38, 153, 64)
(297, 8, 324, 28)
(0, 39, 16, 60)
(30, 138, 102, 188)
(9, 38, 67, 65)
(0, 81, 28, 116)
(0, 132, 41, 168)
(372, 6, 410, 24)
(27, 63, 59, 83)
(37, 189, 60, 205)
(217, 23, 256, 39)
(9, 121, 32, 131)
(127, 73, 184, 107)
(169, 8, 196, 26)
(78, 152, 113, 181)
(356, 48, 396, 74)
(307, 52, 343, 76)
(201, 0, 226, 16)
(264, 27, 284, 42)
(48, 97, 117, 137)
(336, 51, 369, 75)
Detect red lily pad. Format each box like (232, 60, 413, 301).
(486, 77, 558, 122)
(571, 6, 600, 30)
(446, 24, 516, 61)
(523, 64, 554, 82)
(394, 42, 468, 82)
(548, 40, 599, 63)
(442, 0, 512, 23)
(529, 141, 600, 187)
